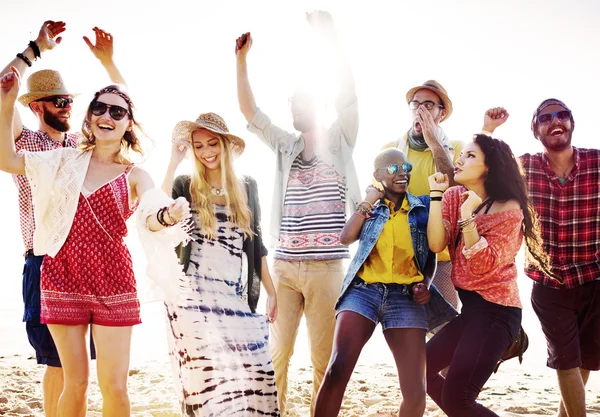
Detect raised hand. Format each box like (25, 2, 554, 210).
(460, 190, 483, 218)
(235, 32, 253, 57)
(482, 107, 509, 134)
(35, 20, 66, 52)
(83, 27, 115, 65)
(0, 67, 21, 104)
(428, 172, 449, 192)
(306, 10, 335, 34)
(167, 197, 191, 224)
(170, 139, 189, 167)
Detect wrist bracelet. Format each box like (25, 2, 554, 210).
(430, 196, 443, 201)
(157, 207, 173, 227)
(16, 53, 32, 67)
(462, 222, 477, 232)
(360, 200, 373, 208)
(28, 41, 41, 59)
(457, 214, 475, 228)
(165, 208, 176, 225)
(430, 189, 445, 193)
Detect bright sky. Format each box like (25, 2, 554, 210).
(1, 0, 599, 305)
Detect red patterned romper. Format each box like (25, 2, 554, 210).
(40, 165, 141, 326)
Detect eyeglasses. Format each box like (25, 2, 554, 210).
(36, 96, 73, 108)
(536, 110, 571, 125)
(408, 100, 444, 111)
(378, 162, 413, 175)
(90, 101, 129, 121)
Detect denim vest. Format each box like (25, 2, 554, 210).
(337, 193, 458, 331)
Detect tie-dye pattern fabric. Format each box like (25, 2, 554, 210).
(165, 204, 279, 416)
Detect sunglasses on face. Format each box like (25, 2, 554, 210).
(408, 100, 443, 111)
(378, 162, 413, 175)
(536, 110, 571, 125)
(90, 101, 129, 121)
(36, 96, 73, 108)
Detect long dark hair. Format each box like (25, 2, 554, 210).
(474, 134, 561, 282)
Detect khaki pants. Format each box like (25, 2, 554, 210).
(270, 259, 344, 416)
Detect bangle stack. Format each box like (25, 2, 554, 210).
(157, 206, 176, 227)
(354, 202, 373, 218)
(457, 214, 475, 229)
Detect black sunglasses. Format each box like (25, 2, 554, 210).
(90, 101, 130, 121)
(536, 110, 571, 125)
(36, 96, 73, 108)
(378, 162, 413, 175)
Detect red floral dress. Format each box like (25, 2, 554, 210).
(40, 165, 141, 326)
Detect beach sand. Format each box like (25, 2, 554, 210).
(1, 298, 599, 417)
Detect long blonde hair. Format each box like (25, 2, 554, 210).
(190, 132, 252, 239)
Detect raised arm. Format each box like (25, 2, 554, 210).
(427, 173, 449, 252)
(235, 32, 258, 124)
(0, 20, 66, 140)
(339, 185, 383, 245)
(162, 140, 188, 195)
(480, 107, 509, 136)
(83, 27, 126, 85)
(0, 68, 26, 174)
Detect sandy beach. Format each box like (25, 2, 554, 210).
(1, 290, 599, 417)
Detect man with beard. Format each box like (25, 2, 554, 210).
(235, 11, 360, 416)
(381, 81, 463, 313)
(484, 101, 600, 417)
(0, 21, 125, 417)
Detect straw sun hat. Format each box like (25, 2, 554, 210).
(405, 80, 453, 121)
(172, 112, 245, 156)
(17, 69, 78, 106)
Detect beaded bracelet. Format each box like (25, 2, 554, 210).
(354, 204, 372, 218)
(28, 41, 41, 59)
(16, 53, 32, 67)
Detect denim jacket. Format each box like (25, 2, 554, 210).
(337, 193, 458, 331)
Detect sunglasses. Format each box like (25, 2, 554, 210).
(536, 110, 571, 125)
(408, 100, 443, 111)
(90, 101, 130, 121)
(378, 162, 413, 175)
(36, 96, 73, 108)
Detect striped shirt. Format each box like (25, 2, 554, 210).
(13, 127, 79, 251)
(520, 147, 600, 289)
(274, 155, 349, 261)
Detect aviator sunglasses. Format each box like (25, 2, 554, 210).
(378, 161, 413, 175)
(536, 110, 571, 125)
(36, 96, 73, 108)
(90, 101, 130, 121)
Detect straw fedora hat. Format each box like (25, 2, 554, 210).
(172, 112, 245, 156)
(405, 80, 453, 121)
(17, 70, 78, 107)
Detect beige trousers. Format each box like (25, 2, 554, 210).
(270, 259, 344, 417)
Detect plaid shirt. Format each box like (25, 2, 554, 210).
(13, 127, 79, 252)
(520, 147, 600, 289)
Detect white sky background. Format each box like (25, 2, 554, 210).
(0, 0, 599, 317)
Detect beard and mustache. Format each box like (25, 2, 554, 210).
(43, 108, 70, 132)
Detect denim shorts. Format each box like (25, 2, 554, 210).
(336, 277, 427, 330)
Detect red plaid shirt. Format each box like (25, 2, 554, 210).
(13, 127, 79, 251)
(520, 147, 600, 289)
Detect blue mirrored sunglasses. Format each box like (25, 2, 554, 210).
(536, 110, 571, 125)
(380, 162, 413, 175)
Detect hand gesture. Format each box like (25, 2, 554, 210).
(0, 67, 21, 104)
(266, 295, 278, 323)
(235, 32, 253, 58)
(306, 10, 335, 34)
(460, 190, 483, 218)
(167, 197, 190, 224)
(482, 107, 509, 134)
(412, 283, 430, 305)
(35, 20, 66, 52)
(417, 107, 443, 147)
(170, 139, 189, 167)
(428, 172, 449, 192)
(83, 27, 115, 65)
(365, 184, 384, 204)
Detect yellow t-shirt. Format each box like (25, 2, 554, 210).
(379, 138, 464, 262)
(357, 198, 424, 285)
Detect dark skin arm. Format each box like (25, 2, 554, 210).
(339, 185, 383, 245)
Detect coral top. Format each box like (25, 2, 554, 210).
(442, 186, 523, 308)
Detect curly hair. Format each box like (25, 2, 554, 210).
(80, 85, 146, 160)
(473, 134, 561, 283)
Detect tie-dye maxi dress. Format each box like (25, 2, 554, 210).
(165, 204, 279, 416)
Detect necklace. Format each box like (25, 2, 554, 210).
(211, 186, 226, 196)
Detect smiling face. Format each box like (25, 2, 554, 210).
(453, 141, 488, 186)
(534, 104, 573, 152)
(192, 129, 223, 171)
(373, 149, 411, 198)
(88, 93, 132, 143)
